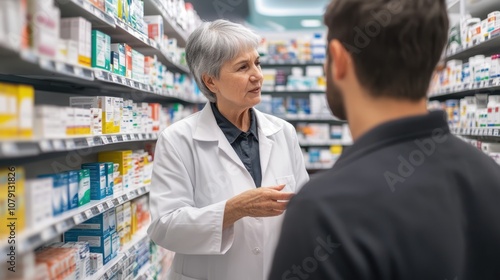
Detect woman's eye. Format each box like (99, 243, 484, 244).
(255, 61, 261, 67)
(239, 65, 248, 70)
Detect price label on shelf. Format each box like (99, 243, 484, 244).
(111, 74, 119, 83)
(494, 78, 500, 86)
(102, 202, 109, 211)
(142, 133, 147, 140)
(138, 134, 144, 140)
(74, 66, 83, 77)
(111, 135, 118, 143)
(101, 136, 110, 144)
(55, 220, 70, 233)
(495, 130, 499, 136)
(84, 209, 93, 219)
(129, 134, 136, 140)
(117, 196, 124, 204)
(87, 138, 95, 147)
(65, 139, 76, 150)
(122, 194, 129, 201)
(122, 134, 129, 141)
(52, 139, 65, 151)
(73, 214, 84, 225)
(97, 204, 105, 213)
(107, 200, 115, 208)
(39, 140, 53, 152)
(91, 207, 100, 215)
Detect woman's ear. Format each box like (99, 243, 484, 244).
(202, 74, 218, 94)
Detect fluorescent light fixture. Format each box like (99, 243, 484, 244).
(301, 19, 322, 28)
(254, 0, 325, 16)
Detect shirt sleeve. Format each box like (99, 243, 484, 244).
(147, 131, 234, 255)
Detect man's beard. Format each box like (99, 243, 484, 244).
(326, 59, 347, 121)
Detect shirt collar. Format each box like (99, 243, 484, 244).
(338, 110, 450, 167)
(210, 102, 259, 144)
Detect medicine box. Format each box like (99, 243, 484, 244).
(64, 231, 112, 265)
(61, 242, 91, 280)
(144, 15, 163, 43)
(78, 169, 91, 206)
(122, 202, 132, 243)
(104, 162, 114, 197)
(110, 44, 126, 76)
(60, 17, 91, 67)
(25, 177, 53, 229)
(111, 232, 120, 258)
(81, 163, 107, 200)
(0, 82, 18, 139)
(38, 173, 69, 216)
(115, 205, 125, 245)
(70, 96, 115, 134)
(125, 44, 133, 79)
(66, 107, 76, 135)
(14, 84, 34, 138)
(70, 208, 116, 237)
(91, 108, 103, 135)
(98, 150, 133, 190)
(34, 105, 67, 139)
(105, 0, 117, 17)
(91, 30, 111, 71)
(66, 171, 79, 209)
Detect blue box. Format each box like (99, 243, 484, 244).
(81, 163, 107, 200)
(70, 208, 116, 237)
(38, 173, 69, 215)
(66, 171, 79, 209)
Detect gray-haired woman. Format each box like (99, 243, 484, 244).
(147, 20, 309, 280)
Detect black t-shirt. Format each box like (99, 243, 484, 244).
(269, 111, 500, 280)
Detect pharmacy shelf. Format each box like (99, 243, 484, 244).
(143, 0, 189, 47)
(133, 251, 168, 280)
(91, 226, 150, 280)
(59, 0, 116, 28)
(261, 89, 325, 94)
(0, 133, 158, 160)
(299, 140, 351, 146)
(260, 58, 325, 67)
(0, 185, 150, 264)
(429, 79, 500, 101)
(451, 127, 500, 138)
(58, 0, 189, 73)
(446, 34, 500, 61)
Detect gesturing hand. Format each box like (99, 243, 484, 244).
(223, 185, 295, 229)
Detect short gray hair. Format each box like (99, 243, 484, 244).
(186, 20, 261, 103)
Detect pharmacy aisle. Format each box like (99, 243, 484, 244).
(430, 2, 500, 164)
(0, 0, 202, 279)
(256, 34, 352, 172)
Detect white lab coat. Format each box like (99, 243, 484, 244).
(147, 103, 309, 280)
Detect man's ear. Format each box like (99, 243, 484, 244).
(329, 39, 350, 81)
(202, 74, 218, 94)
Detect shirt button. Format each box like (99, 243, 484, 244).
(252, 247, 261, 255)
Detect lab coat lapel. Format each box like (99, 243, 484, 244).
(193, 103, 246, 171)
(254, 109, 281, 178)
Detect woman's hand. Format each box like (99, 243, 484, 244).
(223, 185, 295, 229)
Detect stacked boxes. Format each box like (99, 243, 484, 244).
(103, 162, 114, 197)
(144, 15, 164, 43)
(70, 96, 121, 134)
(81, 163, 107, 201)
(60, 17, 92, 67)
(27, 0, 60, 58)
(46, 242, 91, 280)
(110, 43, 126, 76)
(98, 150, 133, 190)
(34, 105, 67, 139)
(64, 208, 117, 265)
(66, 171, 79, 210)
(132, 49, 145, 83)
(0, 83, 34, 139)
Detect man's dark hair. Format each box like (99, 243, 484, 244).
(324, 0, 449, 100)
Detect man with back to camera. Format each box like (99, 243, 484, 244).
(269, 0, 500, 279)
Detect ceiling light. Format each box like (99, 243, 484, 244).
(301, 19, 322, 28)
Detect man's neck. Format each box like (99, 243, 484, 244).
(347, 97, 428, 141)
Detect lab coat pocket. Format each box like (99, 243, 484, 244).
(275, 175, 297, 193)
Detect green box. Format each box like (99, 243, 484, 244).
(110, 44, 126, 76)
(78, 169, 91, 206)
(91, 30, 111, 71)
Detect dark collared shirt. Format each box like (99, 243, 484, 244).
(211, 102, 262, 187)
(270, 111, 500, 279)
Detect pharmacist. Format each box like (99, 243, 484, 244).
(147, 20, 309, 280)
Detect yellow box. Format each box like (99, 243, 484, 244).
(0, 83, 18, 139)
(14, 84, 34, 138)
(131, 200, 137, 235)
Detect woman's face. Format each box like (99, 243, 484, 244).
(211, 48, 263, 110)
